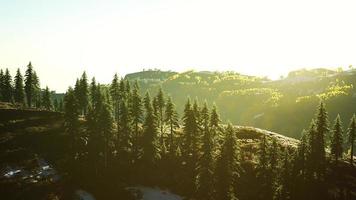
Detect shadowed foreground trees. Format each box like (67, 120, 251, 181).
(61, 72, 356, 200)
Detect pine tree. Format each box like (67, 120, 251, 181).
(210, 104, 221, 128)
(89, 77, 97, 107)
(314, 102, 328, 179)
(306, 120, 318, 179)
(215, 123, 240, 200)
(348, 114, 356, 166)
(64, 87, 80, 156)
(14, 68, 25, 104)
(196, 102, 214, 200)
(181, 98, 199, 195)
(78, 72, 89, 115)
(32, 71, 41, 108)
(110, 73, 120, 121)
(330, 115, 344, 162)
(41, 86, 52, 110)
(25, 62, 35, 107)
(0, 69, 4, 101)
(130, 81, 143, 161)
(156, 87, 166, 145)
(2, 69, 13, 102)
(165, 96, 179, 155)
(141, 92, 159, 168)
(98, 102, 114, 169)
(117, 100, 132, 162)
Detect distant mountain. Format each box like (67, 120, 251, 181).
(125, 68, 356, 138)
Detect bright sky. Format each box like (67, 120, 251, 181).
(1, 0, 356, 92)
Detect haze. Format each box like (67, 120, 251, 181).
(1, 0, 356, 92)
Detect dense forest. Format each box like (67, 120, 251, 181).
(1, 63, 356, 200)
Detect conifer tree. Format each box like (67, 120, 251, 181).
(98, 102, 114, 169)
(2, 69, 13, 102)
(181, 98, 199, 195)
(330, 115, 344, 162)
(215, 123, 240, 200)
(196, 102, 214, 200)
(32, 71, 41, 108)
(141, 92, 159, 167)
(89, 77, 97, 107)
(110, 73, 120, 120)
(314, 102, 328, 179)
(119, 78, 126, 100)
(117, 100, 132, 162)
(156, 87, 166, 144)
(64, 87, 80, 155)
(210, 104, 221, 128)
(14, 68, 25, 104)
(348, 114, 356, 166)
(41, 86, 52, 110)
(0, 69, 4, 101)
(25, 62, 35, 107)
(165, 96, 179, 154)
(130, 81, 143, 161)
(306, 120, 318, 177)
(78, 72, 89, 115)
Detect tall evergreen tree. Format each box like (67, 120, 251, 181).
(196, 102, 214, 200)
(181, 98, 199, 195)
(141, 92, 159, 167)
(0, 69, 4, 101)
(24, 62, 35, 107)
(156, 87, 166, 145)
(348, 114, 356, 166)
(89, 77, 97, 107)
(313, 102, 328, 179)
(330, 115, 344, 162)
(14, 68, 25, 104)
(215, 123, 240, 200)
(117, 100, 132, 162)
(110, 73, 120, 120)
(78, 72, 89, 115)
(165, 96, 179, 155)
(64, 87, 80, 156)
(33, 71, 41, 108)
(130, 81, 143, 161)
(41, 86, 52, 110)
(2, 69, 13, 102)
(98, 102, 114, 169)
(210, 104, 221, 128)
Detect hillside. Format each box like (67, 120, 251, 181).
(125, 68, 356, 138)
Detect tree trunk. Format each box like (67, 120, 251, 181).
(351, 141, 354, 166)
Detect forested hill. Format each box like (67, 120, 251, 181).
(125, 68, 356, 138)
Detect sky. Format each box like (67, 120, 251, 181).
(1, 0, 356, 92)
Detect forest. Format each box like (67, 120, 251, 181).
(1, 62, 356, 200)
